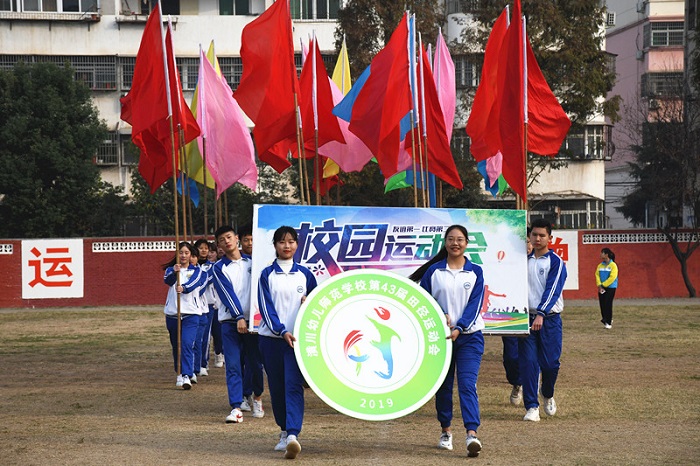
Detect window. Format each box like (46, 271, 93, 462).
(160, 0, 179, 15)
(120, 135, 139, 166)
(529, 199, 605, 229)
(290, 0, 340, 20)
(454, 55, 481, 89)
(96, 132, 119, 165)
(558, 125, 610, 160)
(218, 57, 243, 90)
(450, 131, 470, 160)
(7, 0, 96, 12)
(643, 21, 684, 48)
(118, 56, 135, 90)
(219, 0, 250, 15)
(641, 72, 683, 97)
(174, 57, 198, 91)
(446, 0, 485, 14)
(0, 55, 117, 90)
(606, 11, 616, 27)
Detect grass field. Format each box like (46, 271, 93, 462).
(1, 302, 699, 465)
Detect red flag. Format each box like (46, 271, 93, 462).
(496, 0, 526, 201)
(526, 40, 571, 156)
(466, 8, 508, 162)
(299, 36, 345, 152)
(406, 46, 463, 190)
(233, 0, 300, 173)
(348, 13, 412, 178)
(120, 7, 200, 193)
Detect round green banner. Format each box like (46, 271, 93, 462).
(294, 269, 452, 421)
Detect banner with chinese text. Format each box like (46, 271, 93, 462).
(252, 205, 528, 335)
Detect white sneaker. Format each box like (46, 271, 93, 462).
(182, 375, 192, 390)
(199, 367, 208, 376)
(176, 375, 184, 387)
(523, 407, 540, 421)
(190, 374, 197, 384)
(285, 434, 301, 459)
(274, 431, 288, 451)
(438, 431, 453, 451)
(510, 385, 523, 406)
(466, 435, 482, 458)
(214, 353, 225, 368)
(604, 323, 612, 329)
(240, 396, 252, 412)
(252, 399, 265, 418)
(225, 407, 243, 424)
(544, 397, 557, 416)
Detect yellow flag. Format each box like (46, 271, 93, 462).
(184, 41, 220, 189)
(324, 38, 352, 178)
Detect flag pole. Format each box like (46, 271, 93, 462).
(418, 32, 429, 208)
(198, 43, 209, 238)
(312, 33, 321, 206)
(407, 13, 418, 207)
(518, 14, 528, 211)
(161, 7, 182, 376)
(293, 96, 307, 205)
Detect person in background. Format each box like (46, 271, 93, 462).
(409, 224, 484, 458)
(236, 224, 265, 419)
(210, 243, 225, 368)
(257, 226, 317, 460)
(193, 239, 214, 377)
(162, 242, 206, 390)
(521, 219, 567, 422)
(595, 247, 618, 329)
(501, 228, 531, 407)
(212, 226, 251, 424)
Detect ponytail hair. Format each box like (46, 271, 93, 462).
(409, 224, 468, 282)
(601, 247, 615, 262)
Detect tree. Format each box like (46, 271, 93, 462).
(618, 74, 700, 297)
(129, 159, 294, 236)
(0, 62, 128, 238)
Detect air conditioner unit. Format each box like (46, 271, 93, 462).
(606, 12, 616, 27)
(637, 1, 647, 13)
(636, 50, 645, 60)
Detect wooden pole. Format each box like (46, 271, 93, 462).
(202, 137, 208, 238)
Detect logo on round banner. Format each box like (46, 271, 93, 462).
(294, 269, 452, 421)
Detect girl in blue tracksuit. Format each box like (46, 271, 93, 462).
(257, 226, 317, 460)
(409, 224, 484, 458)
(162, 242, 207, 390)
(192, 239, 213, 376)
(595, 247, 618, 328)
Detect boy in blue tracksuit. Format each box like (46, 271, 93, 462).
(521, 218, 568, 422)
(212, 225, 251, 424)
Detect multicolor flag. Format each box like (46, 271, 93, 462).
(346, 13, 412, 179)
(183, 42, 218, 190)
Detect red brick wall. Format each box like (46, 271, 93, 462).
(565, 230, 700, 299)
(1, 232, 699, 308)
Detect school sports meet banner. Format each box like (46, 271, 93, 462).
(251, 205, 529, 335)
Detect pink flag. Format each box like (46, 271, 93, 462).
(197, 48, 257, 196)
(433, 32, 456, 141)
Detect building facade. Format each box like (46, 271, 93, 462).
(604, 0, 686, 228)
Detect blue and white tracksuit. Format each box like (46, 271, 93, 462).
(520, 249, 568, 410)
(239, 254, 264, 399)
(200, 261, 218, 369)
(192, 263, 210, 374)
(163, 264, 207, 378)
(212, 255, 251, 409)
(420, 258, 485, 433)
(257, 259, 317, 437)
